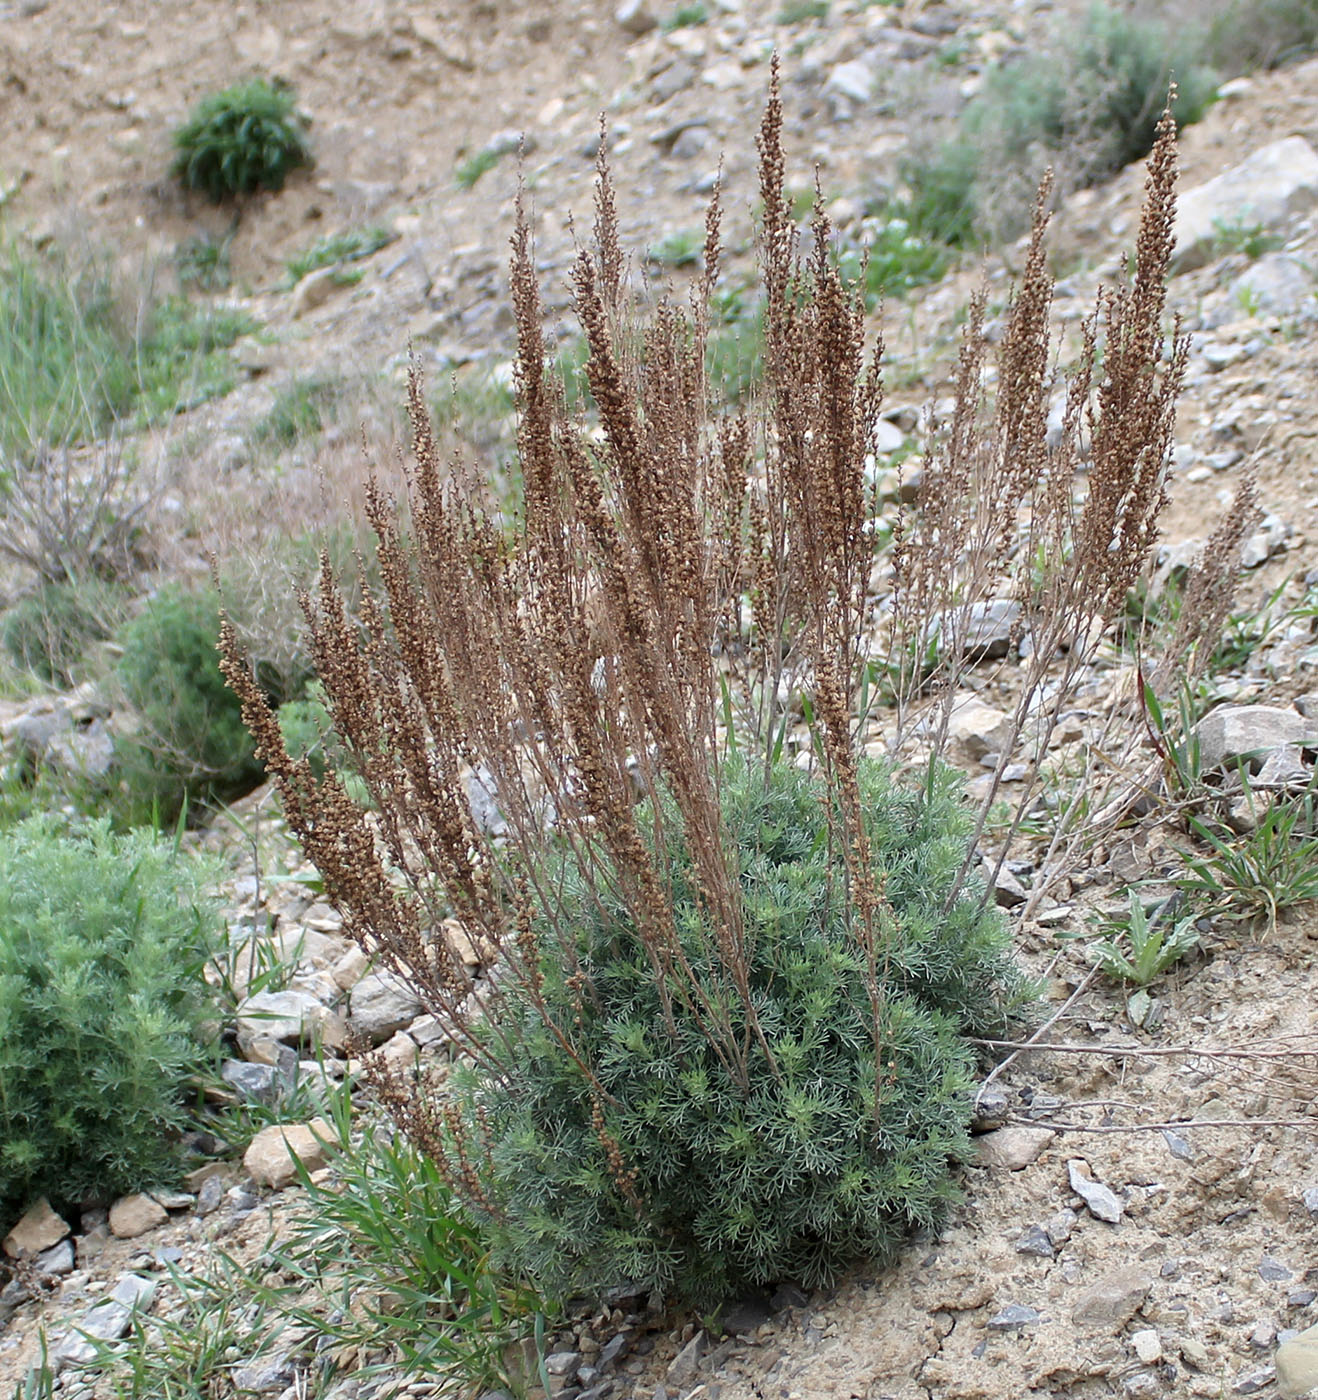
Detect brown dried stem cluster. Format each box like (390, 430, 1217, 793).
(220, 77, 1244, 1204)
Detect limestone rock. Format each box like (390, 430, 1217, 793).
(1195, 705, 1318, 772)
(4, 1197, 69, 1258)
(244, 1119, 334, 1189)
(974, 1126, 1053, 1170)
(1071, 1266, 1152, 1329)
(1230, 253, 1317, 319)
(108, 1193, 167, 1239)
(349, 969, 424, 1042)
(236, 989, 344, 1052)
(1173, 138, 1318, 274)
(52, 1273, 156, 1369)
(946, 696, 1013, 761)
(1277, 1321, 1318, 1398)
(615, 0, 657, 35)
(1067, 1158, 1124, 1223)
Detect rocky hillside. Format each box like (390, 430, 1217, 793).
(2, 1, 1318, 1398)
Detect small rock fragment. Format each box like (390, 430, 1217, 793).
(667, 1330, 705, 1388)
(109, 1194, 168, 1239)
(1015, 1225, 1054, 1259)
(4, 1197, 70, 1258)
(1067, 1159, 1124, 1223)
(1131, 1329, 1162, 1363)
(1261, 1256, 1295, 1282)
(1071, 1266, 1152, 1329)
(1161, 1129, 1194, 1162)
(976, 1126, 1053, 1170)
(987, 1303, 1040, 1331)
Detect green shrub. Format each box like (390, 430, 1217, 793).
(0, 816, 221, 1221)
(171, 78, 312, 203)
(907, 4, 1217, 244)
(1205, 0, 1318, 73)
(1, 577, 130, 686)
(113, 587, 269, 825)
(450, 756, 1024, 1307)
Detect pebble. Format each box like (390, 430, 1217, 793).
(986, 1303, 1040, 1331)
(1014, 1225, 1054, 1259)
(1161, 1129, 1194, 1161)
(1071, 1266, 1153, 1329)
(1131, 1329, 1162, 1364)
(1067, 1159, 1124, 1223)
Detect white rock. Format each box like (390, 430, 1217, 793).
(1195, 705, 1318, 771)
(825, 58, 877, 106)
(1068, 1158, 1123, 1223)
(1132, 1329, 1163, 1364)
(1173, 138, 1318, 274)
(236, 989, 344, 1052)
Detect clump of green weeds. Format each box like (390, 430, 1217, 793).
(283, 225, 396, 288)
(1179, 783, 1318, 937)
(175, 227, 235, 291)
(663, 0, 709, 29)
(1089, 890, 1201, 986)
(171, 78, 312, 202)
(456, 148, 503, 190)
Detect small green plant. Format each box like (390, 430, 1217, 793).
(448, 756, 1026, 1307)
(171, 78, 312, 202)
(647, 228, 703, 268)
(0, 816, 222, 1224)
(1088, 889, 1201, 985)
(777, 0, 828, 21)
(456, 148, 502, 191)
(250, 1113, 545, 1395)
(1209, 215, 1284, 261)
(0, 241, 252, 462)
(283, 225, 396, 288)
(663, 0, 709, 28)
(174, 229, 234, 291)
(836, 215, 954, 304)
(1179, 786, 1318, 936)
(112, 586, 274, 826)
(252, 374, 345, 449)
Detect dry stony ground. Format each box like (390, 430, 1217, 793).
(2, 0, 1318, 1398)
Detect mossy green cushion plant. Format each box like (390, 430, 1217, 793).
(0, 818, 221, 1223)
(451, 756, 1028, 1307)
(171, 78, 312, 202)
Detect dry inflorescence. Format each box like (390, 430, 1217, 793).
(220, 75, 1253, 1298)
